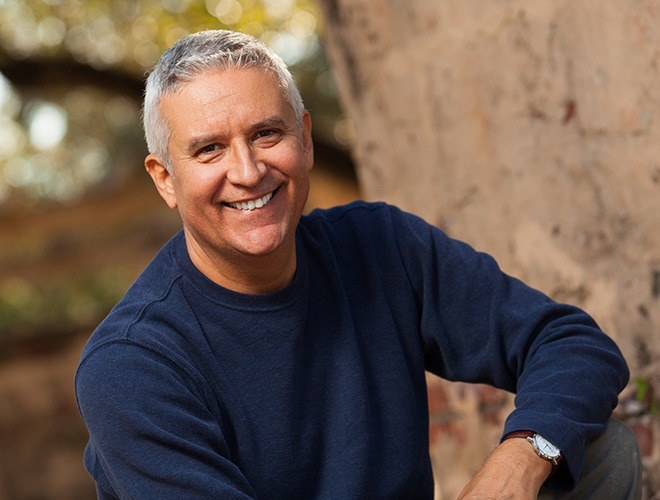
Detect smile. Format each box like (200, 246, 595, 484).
(225, 190, 275, 211)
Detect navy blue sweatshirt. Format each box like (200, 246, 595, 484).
(76, 202, 629, 498)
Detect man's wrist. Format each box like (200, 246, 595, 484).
(497, 436, 554, 488)
(503, 430, 563, 469)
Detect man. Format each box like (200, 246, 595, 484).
(76, 30, 641, 499)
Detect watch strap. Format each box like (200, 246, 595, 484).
(502, 430, 563, 468)
(503, 430, 534, 441)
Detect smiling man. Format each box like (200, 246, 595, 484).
(75, 30, 641, 499)
(145, 66, 313, 293)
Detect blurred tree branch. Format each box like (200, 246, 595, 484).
(0, 49, 143, 98)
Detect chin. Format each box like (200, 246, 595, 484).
(231, 228, 293, 258)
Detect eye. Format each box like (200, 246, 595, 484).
(196, 143, 224, 157)
(252, 129, 282, 145)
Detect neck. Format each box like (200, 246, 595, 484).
(184, 232, 297, 295)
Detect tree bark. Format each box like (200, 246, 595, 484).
(320, 1, 660, 497)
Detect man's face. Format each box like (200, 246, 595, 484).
(147, 67, 313, 269)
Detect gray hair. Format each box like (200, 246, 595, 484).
(143, 29, 305, 171)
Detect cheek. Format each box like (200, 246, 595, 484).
(275, 147, 312, 176)
(174, 170, 223, 202)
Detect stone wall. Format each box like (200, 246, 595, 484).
(320, 1, 660, 497)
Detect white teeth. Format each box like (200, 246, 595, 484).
(228, 191, 274, 211)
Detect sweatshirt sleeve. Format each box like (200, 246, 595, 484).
(75, 341, 257, 499)
(388, 205, 629, 490)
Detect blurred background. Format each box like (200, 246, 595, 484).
(1, 1, 659, 499)
(0, 1, 358, 497)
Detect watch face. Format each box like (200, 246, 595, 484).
(533, 435, 561, 458)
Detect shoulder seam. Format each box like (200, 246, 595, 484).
(75, 274, 189, 397)
(123, 274, 185, 340)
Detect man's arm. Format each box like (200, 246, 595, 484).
(386, 205, 629, 490)
(76, 341, 256, 499)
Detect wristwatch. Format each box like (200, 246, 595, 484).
(504, 430, 563, 467)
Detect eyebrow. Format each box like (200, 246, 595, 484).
(250, 116, 289, 135)
(185, 116, 289, 155)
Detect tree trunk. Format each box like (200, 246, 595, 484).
(319, 1, 660, 497)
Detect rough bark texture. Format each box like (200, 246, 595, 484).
(319, 1, 660, 498)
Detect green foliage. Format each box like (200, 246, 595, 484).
(635, 377, 658, 415)
(636, 376, 649, 400)
(0, 267, 133, 338)
(0, 0, 322, 73)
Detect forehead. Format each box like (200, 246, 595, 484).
(158, 67, 296, 149)
(162, 67, 290, 120)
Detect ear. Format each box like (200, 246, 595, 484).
(145, 154, 178, 209)
(301, 110, 314, 171)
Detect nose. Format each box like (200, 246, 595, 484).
(226, 142, 266, 187)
